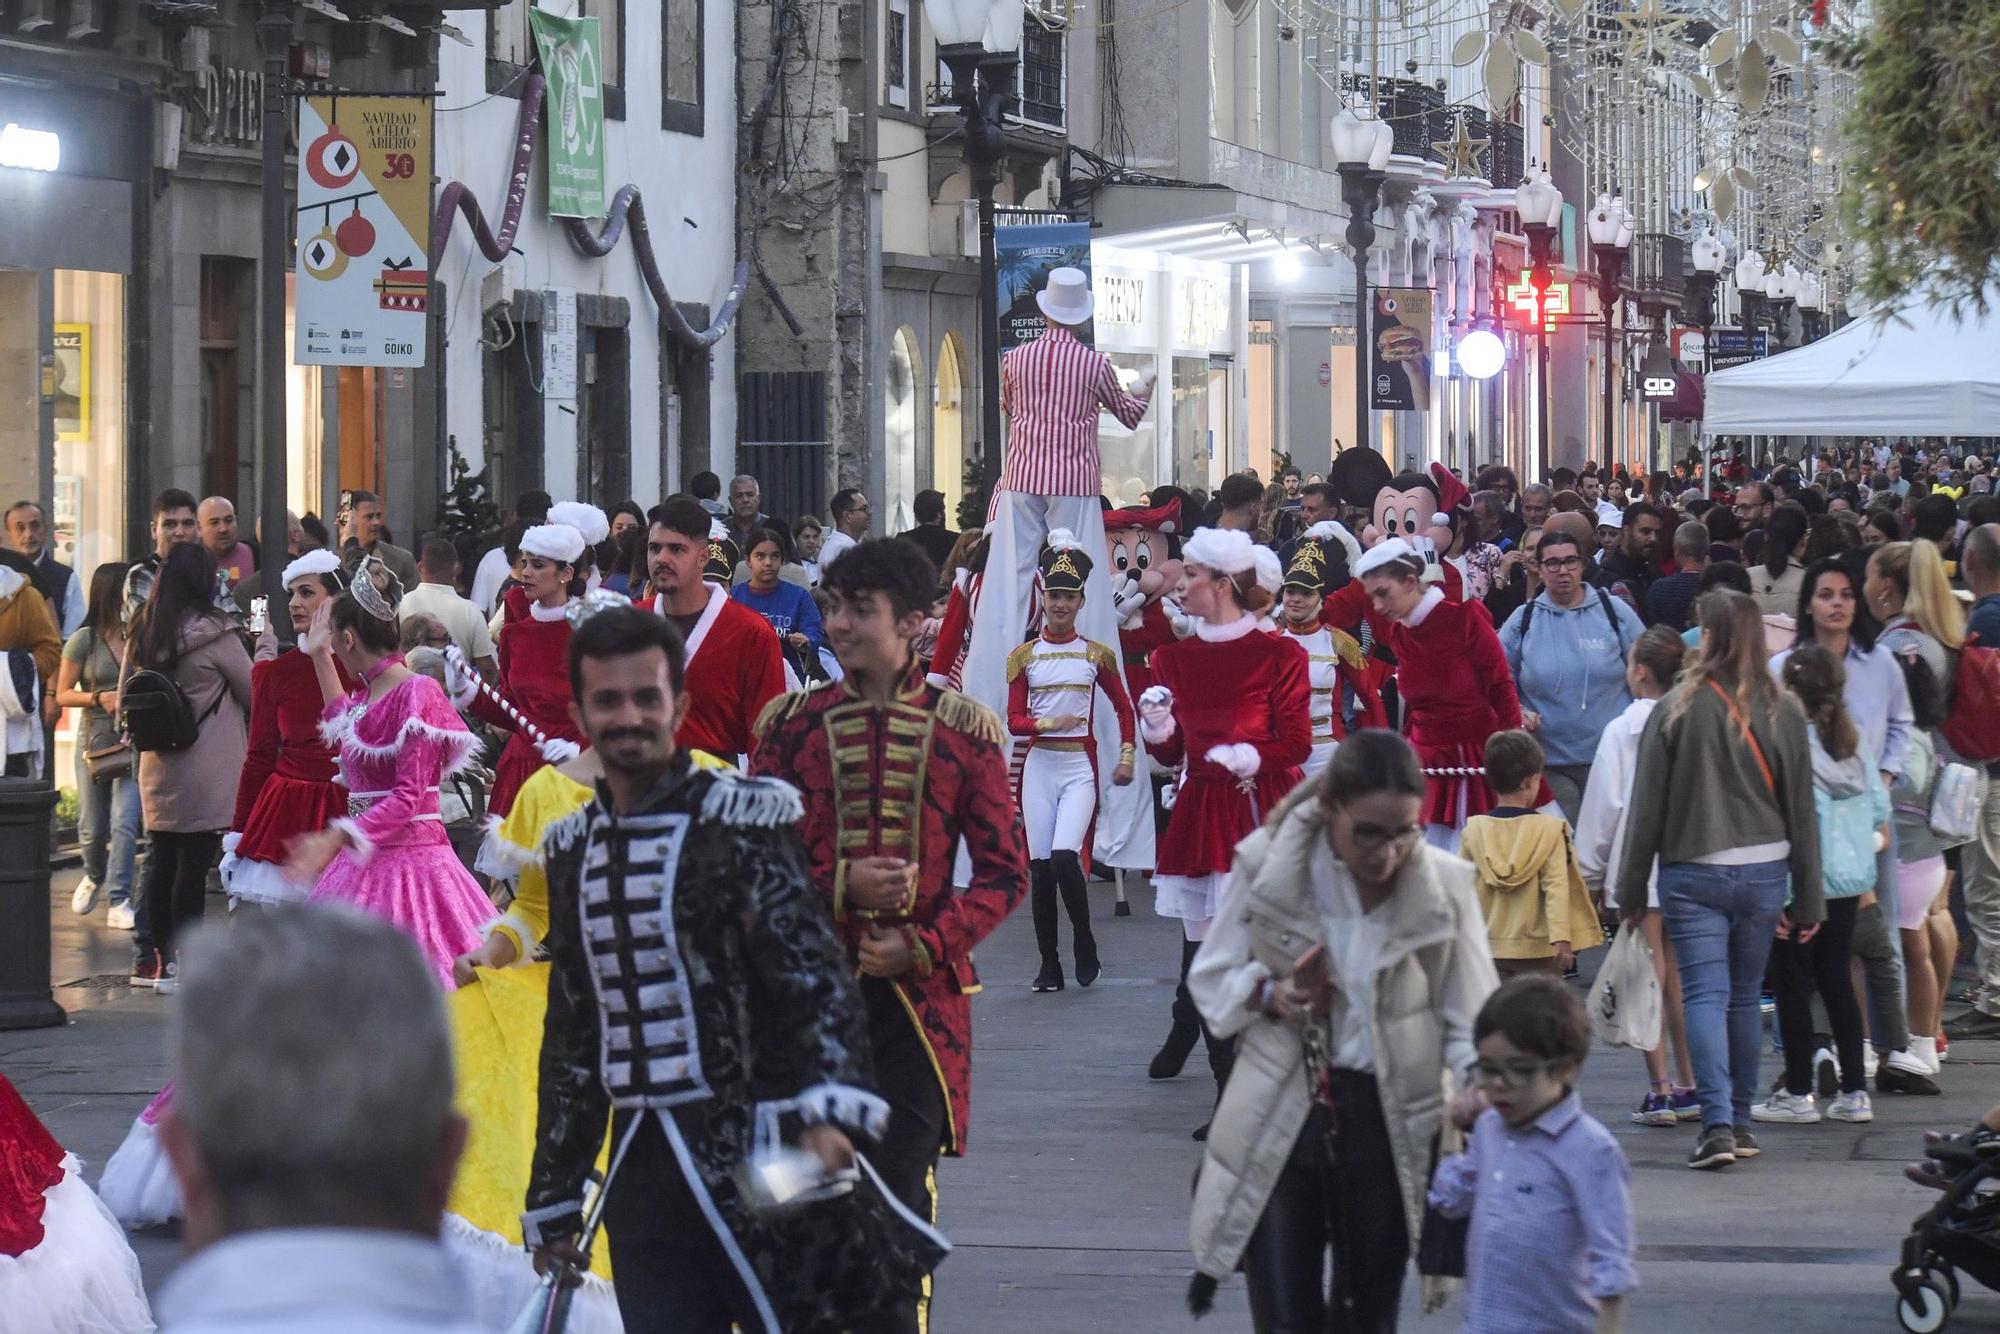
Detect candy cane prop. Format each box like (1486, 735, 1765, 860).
(1421, 765, 1487, 778)
(443, 644, 553, 748)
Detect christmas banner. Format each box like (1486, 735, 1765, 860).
(529, 10, 607, 218)
(295, 96, 432, 367)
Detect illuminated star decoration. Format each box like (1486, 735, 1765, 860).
(1611, 0, 1689, 57)
(1432, 113, 1491, 180)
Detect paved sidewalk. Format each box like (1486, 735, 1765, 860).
(4, 868, 1996, 1331)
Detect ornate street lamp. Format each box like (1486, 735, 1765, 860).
(1331, 106, 1394, 455)
(926, 0, 1029, 493)
(1587, 192, 1632, 468)
(1515, 166, 1563, 479)
(1734, 248, 1767, 343)
(1796, 271, 1826, 343)
(1764, 263, 1799, 351)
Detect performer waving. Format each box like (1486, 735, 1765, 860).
(1276, 522, 1385, 778)
(1135, 527, 1310, 1127)
(1354, 537, 1524, 851)
(1006, 531, 1136, 993)
(218, 549, 357, 906)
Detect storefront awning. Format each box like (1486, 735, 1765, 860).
(1090, 183, 1348, 266)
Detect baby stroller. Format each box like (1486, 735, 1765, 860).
(1893, 1127, 2000, 1331)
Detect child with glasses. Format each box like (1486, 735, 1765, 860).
(1459, 730, 1602, 980)
(1431, 974, 1638, 1333)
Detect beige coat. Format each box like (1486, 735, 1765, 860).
(123, 618, 253, 832)
(1186, 785, 1498, 1281)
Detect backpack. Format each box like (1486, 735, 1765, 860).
(1514, 586, 1628, 662)
(1943, 632, 2000, 763)
(120, 666, 223, 754)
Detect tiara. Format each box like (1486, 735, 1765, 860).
(350, 555, 403, 623)
(565, 586, 631, 629)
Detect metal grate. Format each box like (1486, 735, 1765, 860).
(59, 974, 131, 990)
(738, 371, 828, 525)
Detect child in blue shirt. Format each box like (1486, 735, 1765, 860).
(1431, 974, 1638, 1333)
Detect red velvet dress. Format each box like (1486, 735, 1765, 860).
(1388, 589, 1523, 828)
(474, 588, 584, 819)
(222, 648, 357, 905)
(1145, 617, 1311, 920)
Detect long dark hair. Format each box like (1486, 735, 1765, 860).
(1763, 504, 1809, 579)
(84, 561, 130, 642)
(131, 543, 225, 672)
(1793, 557, 1874, 651)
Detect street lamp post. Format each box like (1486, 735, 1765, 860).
(1331, 108, 1393, 456)
(1735, 249, 1767, 348)
(1796, 271, 1825, 343)
(925, 0, 1027, 499)
(1687, 228, 1725, 373)
(1763, 263, 1799, 352)
(258, 1, 293, 568)
(1586, 193, 1632, 471)
(1515, 166, 1563, 481)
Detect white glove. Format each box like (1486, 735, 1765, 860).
(537, 736, 582, 765)
(1205, 742, 1261, 780)
(1111, 579, 1149, 629)
(1137, 686, 1176, 744)
(442, 652, 480, 709)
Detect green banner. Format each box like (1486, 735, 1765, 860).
(529, 9, 606, 218)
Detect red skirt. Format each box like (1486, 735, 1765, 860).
(1156, 766, 1303, 878)
(485, 733, 544, 821)
(232, 774, 347, 864)
(1411, 738, 1553, 829)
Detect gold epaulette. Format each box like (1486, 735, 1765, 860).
(1087, 639, 1118, 672)
(753, 685, 822, 740)
(1328, 627, 1365, 672)
(1005, 640, 1037, 683)
(934, 688, 1006, 744)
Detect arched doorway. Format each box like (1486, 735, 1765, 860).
(934, 333, 966, 524)
(885, 327, 922, 536)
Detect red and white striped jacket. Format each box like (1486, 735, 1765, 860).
(996, 327, 1153, 499)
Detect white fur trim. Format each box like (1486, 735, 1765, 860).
(327, 712, 482, 779)
(1183, 526, 1256, 576)
(1193, 613, 1260, 643)
(485, 910, 541, 961)
(1353, 536, 1421, 579)
(1252, 546, 1282, 596)
(1404, 585, 1447, 627)
(473, 814, 535, 882)
(281, 548, 344, 588)
(1304, 521, 1363, 570)
(752, 1082, 893, 1158)
(528, 597, 572, 623)
(546, 501, 610, 547)
(700, 773, 805, 827)
(519, 523, 586, 564)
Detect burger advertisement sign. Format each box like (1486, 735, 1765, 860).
(1369, 287, 1433, 412)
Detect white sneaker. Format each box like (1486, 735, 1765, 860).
(1813, 1047, 1839, 1099)
(1909, 1036, 1941, 1075)
(106, 902, 135, 931)
(1752, 1090, 1821, 1123)
(1827, 1090, 1874, 1123)
(153, 963, 177, 997)
(70, 876, 101, 916)
(1888, 1047, 1937, 1080)
(1863, 1046, 1880, 1080)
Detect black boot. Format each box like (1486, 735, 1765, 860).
(1054, 852, 1100, 987)
(1030, 860, 1064, 992)
(1191, 981, 1237, 1140)
(1150, 937, 1202, 1078)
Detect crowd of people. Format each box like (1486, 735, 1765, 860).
(8, 314, 2000, 1334)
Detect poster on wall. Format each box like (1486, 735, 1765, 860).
(1369, 287, 1433, 412)
(294, 96, 432, 368)
(996, 221, 1093, 351)
(528, 10, 606, 218)
(51, 324, 88, 441)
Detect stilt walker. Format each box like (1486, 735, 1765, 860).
(1276, 522, 1385, 779)
(1006, 532, 1136, 993)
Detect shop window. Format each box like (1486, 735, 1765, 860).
(482, 304, 546, 509)
(932, 333, 966, 519)
(1019, 10, 1066, 130)
(884, 327, 921, 535)
(199, 257, 252, 503)
(1171, 356, 1213, 491)
(489, 0, 626, 120)
(51, 271, 125, 581)
(662, 0, 704, 135)
(1098, 352, 1158, 506)
(885, 0, 912, 109)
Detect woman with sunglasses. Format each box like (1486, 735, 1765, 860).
(1185, 730, 1498, 1331)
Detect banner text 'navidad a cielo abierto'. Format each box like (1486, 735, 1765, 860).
(294, 96, 433, 368)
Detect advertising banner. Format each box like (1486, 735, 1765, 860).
(1704, 329, 1769, 371)
(295, 96, 432, 367)
(529, 10, 606, 218)
(1369, 287, 1433, 412)
(996, 221, 1092, 351)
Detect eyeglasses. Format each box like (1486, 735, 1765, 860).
(1347, 820, 1422, 851)
(1540, 556, 1584, 571)
(1733, 502, 1763, 515)
(1471, 1057, 1561, 1089)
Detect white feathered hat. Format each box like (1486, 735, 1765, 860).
(546, 501, 610, 547)
(281, 548, 344, 589)
(1182, 526, 1257, 576)
(1300, 520, 1362, 572)
(519, 523, 587, 565)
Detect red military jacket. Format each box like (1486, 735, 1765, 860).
(751, 667, 1027, 1154)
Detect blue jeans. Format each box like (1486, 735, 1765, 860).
(1658, 859, 1789, 1132)
(72, 744, 139, 906)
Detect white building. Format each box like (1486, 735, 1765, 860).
(434, 0, 740, 511)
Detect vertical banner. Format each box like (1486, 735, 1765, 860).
(1370, 287, 1433, 412)
(295, 96, 432, 367)
(996, 221, 1093, 351)
(529, 10, 606, 219)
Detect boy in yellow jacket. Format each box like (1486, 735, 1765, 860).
(1460, 730, 1603, 978)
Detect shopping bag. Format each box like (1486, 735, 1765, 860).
(1585, 926, 1661, 1050)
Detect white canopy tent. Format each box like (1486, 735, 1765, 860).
(1702, 286, 2000, 436)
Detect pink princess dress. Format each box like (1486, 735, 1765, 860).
(310, 672, 496, 984)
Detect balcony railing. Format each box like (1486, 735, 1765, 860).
(1627, 232, 1688, 308)
(1490, 120, 1524, 190)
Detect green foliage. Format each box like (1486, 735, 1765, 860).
(55, 789, 78, 830)
(958, 456, 989, 532)
(439, 438, 504, 574)
(1833, 0, 2000, 313)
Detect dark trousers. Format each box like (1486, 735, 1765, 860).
(138, 830, 221, 961)
(859, 976, 949, 1334)
(1243, 1074, 1411, 1334)
(1772, 895, 1865, 1096)
(604, 1112, 761, 1334)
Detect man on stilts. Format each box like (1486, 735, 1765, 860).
(1006, 531, 1136, 993)
(753, 539, 1028, 1334)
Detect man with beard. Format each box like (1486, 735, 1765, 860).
(1598, 501, 1667, 619)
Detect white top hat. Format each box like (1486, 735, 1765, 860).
(1035, 267, 1095, 327)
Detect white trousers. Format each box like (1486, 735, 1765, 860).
(1021, 746, 1097, 860)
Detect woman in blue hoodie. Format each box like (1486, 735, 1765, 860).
(1498, 529, 1647, 823)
